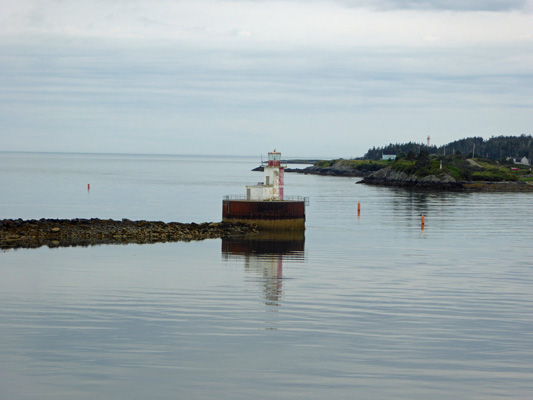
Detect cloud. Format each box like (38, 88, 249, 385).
(0, 0, 532, 156)
(1, 0, 532, 48)
(345, 0, 529, 11)
(217, 0, 531, 12)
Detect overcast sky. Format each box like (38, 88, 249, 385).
(1, 0, 532, 157)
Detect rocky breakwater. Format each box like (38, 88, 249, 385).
(0, 218, 258, 250)
(359, 166, 463, 190)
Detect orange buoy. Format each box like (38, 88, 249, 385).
(88, 184, 90, 191)
(357, 202, 361, 216)
(421, 215, 425, 226)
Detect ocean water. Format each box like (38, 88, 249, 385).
(1, 152, 533, 400)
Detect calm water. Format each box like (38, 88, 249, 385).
(1, 152, 533, 399)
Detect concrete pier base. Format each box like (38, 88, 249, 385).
(222, 217, 305, 230)
(222, 199, 306, 231)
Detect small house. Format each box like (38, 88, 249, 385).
(517, 156, 530, 165)
(506, 156, 530, 165)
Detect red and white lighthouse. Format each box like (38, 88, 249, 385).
(223, 150, 307, 230)
(246, 150, 285, 201)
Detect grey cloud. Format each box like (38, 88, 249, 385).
(2, 37, 531, 114)
(335, 0, 527, 11)
(231, 0, 527, 11)
(1, 35, 531, 155)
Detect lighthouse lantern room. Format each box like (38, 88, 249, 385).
(246, 150, 286, 201)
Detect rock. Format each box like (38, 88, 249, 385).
(0, 218, 259, 250)
(360, 166, 462, 189)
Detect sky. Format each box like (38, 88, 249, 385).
(1, 0, 532, 158)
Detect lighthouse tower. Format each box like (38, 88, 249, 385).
(223, 149, 306, 230)
(244, 150, 286, 201)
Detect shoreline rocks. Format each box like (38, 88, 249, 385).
(0, 218, 258, 250)
(359, 166, 533, 191)
(359, 166, 463, 190)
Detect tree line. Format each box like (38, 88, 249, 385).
(364, 135, 533, 161)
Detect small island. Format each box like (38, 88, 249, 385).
(285, 135, 533, 191)
(358, 153, 533, 191)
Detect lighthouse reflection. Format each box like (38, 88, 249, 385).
(222, 231, 305, 306)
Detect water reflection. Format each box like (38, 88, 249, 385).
(0, 236, 185, 251)
(370, 187, 475, 232)
(222, 232, 305, 306)
(388, 188, 467, 214)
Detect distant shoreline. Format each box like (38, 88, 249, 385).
(254, 162, 533, 191)
(253, 164, 367, 177)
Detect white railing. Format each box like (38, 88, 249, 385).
(261, 161, 288, 168)
(224, 195, 309, 205)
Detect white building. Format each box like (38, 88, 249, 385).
(516, 156, 530, 165)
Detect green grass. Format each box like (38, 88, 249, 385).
(315, 156, 529, 183)
(313, 159, 389, 171)
(472, 170, 518, 182)
(314, 159, 338, 168)
(390, 156, 524, 182)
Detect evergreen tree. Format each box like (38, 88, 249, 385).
(363, 135, 532, 162)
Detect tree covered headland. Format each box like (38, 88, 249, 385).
(364, 135, 533, 161)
